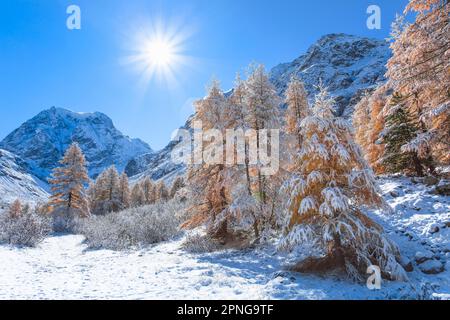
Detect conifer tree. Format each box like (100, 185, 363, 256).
(184, 80, 231, 238)
(353, 92, 372, 154)
(381, 93, 424, 176)
(169, 176, 185, 198)
(156, 181, 169, 202)
(91, 165, 122, 214)
(9, 199, 22, 218)
(366, 89, 388, 174)
(386, 0, 449, 168)
(280, 85, 406, 281)
(119, 172, 131, 209)
(49, 143, 90, 218)
(285, 75, 310, 149)
(131, 183, 145, 208)
(229, 74, 252, 195)
(141, 177, 156, 204)
(244, 64, 281, 203)
(353, 86, 390, 174)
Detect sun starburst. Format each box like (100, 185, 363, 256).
(123, 17, 193, 88)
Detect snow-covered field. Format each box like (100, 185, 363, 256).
(0, 177, 448, 300)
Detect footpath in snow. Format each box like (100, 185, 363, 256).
(0, 177, 449, 300)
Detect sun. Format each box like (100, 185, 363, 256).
(144, 39, 175, 67)
(123, 18, 195, 88)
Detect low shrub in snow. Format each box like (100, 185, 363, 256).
(76, 199, 183, 250)
(0, 210, 51, 247)
(51, 207, 83, 233)
(181, 232, 221, 253)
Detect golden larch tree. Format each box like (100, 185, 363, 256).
(280, 85, 406, 281)
(49, 143, 90, 218)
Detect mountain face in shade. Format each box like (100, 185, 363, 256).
(0, 149, 49, 204)
(125, 33, 391, 182)
(0, 107, 152, 181)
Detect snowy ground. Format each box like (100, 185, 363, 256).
(0, 177, 448, 300)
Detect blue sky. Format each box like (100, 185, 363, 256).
(0, 0, 409, 150)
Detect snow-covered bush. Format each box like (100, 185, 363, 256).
(0, 210, 51, 247)
(51, 208, 76, 232)
(181, 232, 221, 253)
(76, 199, 184, 250)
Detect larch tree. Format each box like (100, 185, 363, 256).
(229, 74, 252, 195)
(365, 88, 388, 174)
(131, 183, 146, 208)
(244, 64, 281, 204)
(285, 75, 310, 149)
(353, 92, 372, 154)
(141, 177, 156, 204)
(9, 199, 22, 218)
(49, 143, 90, 218)
(280, 85, 406, 281)
(119, 172, 131, 209)
(90, 165, 122, 214)
(386, 0, 449, 170)
(169, 176, 185, 198)
(183, 80, 231, 239)
(156, 180, 169, 202)
(353, 86, 389, 174)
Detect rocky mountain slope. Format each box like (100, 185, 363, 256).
(0, 149, 49, 205)
(0, 107, 152, 181)
(127, 33, 391, 182)
(270, 33, 390, 117)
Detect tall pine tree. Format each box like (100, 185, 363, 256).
(381, 92, 424, 176)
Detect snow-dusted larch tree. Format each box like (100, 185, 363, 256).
(386, 0, 449, 169)
(170, 176, 185, 198)
(131, 183, 146, 208)
(49, 143, 90, 219)
(119, 172, 131, 209)
(156, 180, 169, 202)
(9, 199, 22, 218)
(90, 165, 122, 214)
(280, 85, 406, 281)
(244, 64, 281, 204)
(141, 177, 156, 205)
(183, 80, 230, 239)
(285, 75, 310, 149)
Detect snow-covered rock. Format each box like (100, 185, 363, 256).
(0, 107, 152, 180)
(419, 260, 445, 275)
(431, 182, 450, 196)
(415, 251, 434, 264)
(0, 149, 49, 205)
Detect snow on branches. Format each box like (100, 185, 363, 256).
(279, 85, 406, 281)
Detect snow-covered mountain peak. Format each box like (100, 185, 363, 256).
(0, 107, 152, 181)
(270, 33, 390, 116)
